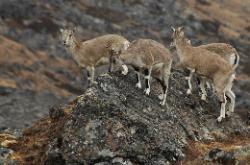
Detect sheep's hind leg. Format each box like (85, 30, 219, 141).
(225, 74, 236, 116)
(186, 69, 195, 95)
(217, 92, 227, 122)
(134, 67, 142, 89)
(144, 66, 152, 95)
(225, 90, 235, 116)
(160, 67, 170, 106)
(200, 77, 208, 101)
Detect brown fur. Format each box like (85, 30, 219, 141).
(60, 29, 129, 85)
(172, 27, 235, 121)
(118, 39, 173, 105)
(198, 43, 239, 69)
(120, 39, 172, 69)
(183, 41, 240, 101)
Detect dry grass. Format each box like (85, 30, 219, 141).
(178, 0, 250, 43)
(0, 35, 80, 97)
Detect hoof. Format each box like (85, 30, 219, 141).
(135, 82, 142, 89)
(158, 94, 164, 100)
(201, 94, 207, 101)
(144, 88, 150, 95)
(90, 81, 98, 86)
(186, 89, 192, 95)
(226, 111, 233, 117)
(217, 116, 225, 123)
(122, 71, 128, 75)
(159, 101, 165, 106)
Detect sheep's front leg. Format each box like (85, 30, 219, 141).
(144, 67, 152, 95)
(87, 66, 97, 86)
(200, 78, 208, 101)
(186, 69, 195, 94)
(109, 55, 115, 72)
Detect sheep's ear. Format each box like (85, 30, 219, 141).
(178, 26, 184, 31)
(171, 26, 175, 32)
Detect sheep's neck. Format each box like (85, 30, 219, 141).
(69, 36, 80, 54)
(175, 37, 192, 62)
(120, 52, 133, 65)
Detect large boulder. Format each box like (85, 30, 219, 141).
(5, 71, 247, 164)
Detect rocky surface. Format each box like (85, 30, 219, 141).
(0, 0, 250, 130)
(0, 71, 249, 164)
(0, 0, 250, 164)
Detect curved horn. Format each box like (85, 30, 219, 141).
(178, 26, 184, 31)
(171, 26, 175, 32)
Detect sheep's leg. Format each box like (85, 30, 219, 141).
(134, 67, 142, 89)
(206, 81, 211, 89)
(200, 78, 208, 101)
(225, 78, 235, 115)
(217, 92, 227, 122)
(160, 66, 171, 106)
(86, 68, 91, 85)
(87, 66, 97, 86)
(225, 74, 236, 116)
(109, 55, 115, 72)
(144, 66, 152, 95)
(225, 89, 235, 116)
(186, 69, 195, 94)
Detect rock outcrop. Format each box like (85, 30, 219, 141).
(0, 0, 250, 132)
(1, 71, 249, 164)
(0, 0, 250, 164)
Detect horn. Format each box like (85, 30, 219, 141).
(171, 26, 175, 32)
(178, 26, 184, 31)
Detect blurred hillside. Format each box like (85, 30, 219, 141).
(0, 0, 250, 130)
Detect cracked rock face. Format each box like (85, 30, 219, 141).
(0, 0, 249, 164)
(42, 71, 248, 164)
(0, 0, 250, 135)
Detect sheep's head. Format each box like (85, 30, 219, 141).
(110, 46, 122, 55)
(60, 28, 75, 47)
(170, 27, 185, 47)
(110, 41, 130, 55)
(123, 41, 130, 51)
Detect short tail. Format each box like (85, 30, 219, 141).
(232, 51, 240, 70)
